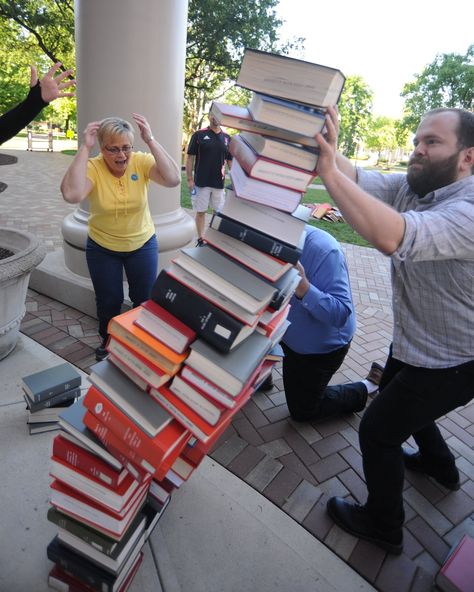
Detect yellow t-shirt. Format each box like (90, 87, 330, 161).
(86, 152, 156, 252)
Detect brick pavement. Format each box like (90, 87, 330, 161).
(3, 148, 474, 592)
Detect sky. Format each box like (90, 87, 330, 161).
(275, 0, 473, 118)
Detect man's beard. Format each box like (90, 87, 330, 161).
(407, 151, 460, 197)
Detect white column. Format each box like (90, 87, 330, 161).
(63, 0, 194, 277)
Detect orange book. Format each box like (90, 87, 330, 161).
(83, 386, 191, 471)
(107, 308, 187, 375)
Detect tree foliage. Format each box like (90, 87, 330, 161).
(0, 0, 302, 136)
(400, 44, 474, 132)
(0, 0, 75, 127)
(338, 75, 373, 158)
(365, 116, 399, 165)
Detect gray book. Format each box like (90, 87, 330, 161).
(220, 189, 306, 247)
(58, 399, 123, 471)
(89, 360, 173, 438)
(24, 385, 81, 413)
(22, 362, 81, 403)
(175, 245, 276, 315)
(236, 48, 345, 108)
(186, 331, 271, 397)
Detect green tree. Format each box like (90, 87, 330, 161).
(401, 44, 474, 132)
(365, 116, 399, 166)
(338, 75, 373, 158)
(0, 0, 75, 128)
(184, 0, 304, 143)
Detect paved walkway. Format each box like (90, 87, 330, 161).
(2, 146, 474, 591)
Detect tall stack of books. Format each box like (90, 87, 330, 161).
(22, 362, 81, 435)
(45, 48, 345, 589)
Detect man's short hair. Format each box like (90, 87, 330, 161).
(425, 108, 474, 150)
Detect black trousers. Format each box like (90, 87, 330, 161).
(360, 348, 474, 533)
(281, 341, 367, 421)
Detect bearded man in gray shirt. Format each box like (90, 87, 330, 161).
(316, 107, 474, 555)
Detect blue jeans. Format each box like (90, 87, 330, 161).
(360, 346, 474, 533)
(86, 235, 158, 340)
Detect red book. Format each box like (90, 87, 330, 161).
(52, 434, 129, 490)
(99, 437, 151, 484)
(148, 478, 175, 504)
(49, 479, 149, 540)
(180, 358, 263, 408)
(229, 134, 315, 192)
(257, 302, 291, 338)
(180, 439, 208, 466)
(83, 385, 190, 465)
(230, 157, 302, 213)
(106, 335, 171, 390)
(84, 410, 189, 482)
(134, 300, 196, 354)
(49, 456, 144, 513)
(435, 534, 474, 592)
(149, 384, 252, 444)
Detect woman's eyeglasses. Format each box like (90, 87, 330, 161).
(104, 145, 133, 155)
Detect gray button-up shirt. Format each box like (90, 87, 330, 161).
(358, 169, 474, 368)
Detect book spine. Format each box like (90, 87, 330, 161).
(83, 411, 171, 482)
(52, 436, 122, 489)
(151, 271, 245, 353)
(180, 366, 236, 408)
(149, 387, 210, 443)
(28, 375, 81, 403)
(27, 386, 81, 412)
(170, 378, 221, 424)
(107, 339, 168, 388)
(212, 215, 301, 265)
(107, 322, 174, 375)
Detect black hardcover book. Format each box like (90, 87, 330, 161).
(47, 536, 140, 592)
(151, 270, 255, 353)
(211, 213, 304, 265)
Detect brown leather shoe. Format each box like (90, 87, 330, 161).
(366, 362, 384, 386)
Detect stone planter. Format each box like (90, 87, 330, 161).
(0, 227, 46, 360)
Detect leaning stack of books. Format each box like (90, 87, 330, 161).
(143, 48, 346, 447)
(22, 362, 81, 435)
(45, 48, 346, 589)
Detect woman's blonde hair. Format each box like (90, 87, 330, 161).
(97, 117, 134, 147)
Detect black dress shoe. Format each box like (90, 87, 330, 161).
(403, 448, 460, 490)
(95, 345, 108, 362)
(257, 374, 274, 392)
(327, 497, 403, 555)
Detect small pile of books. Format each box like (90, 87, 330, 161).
(21, 362, 81, 435)
(45, 48, 345, 589)
(310, 202, 345, 222)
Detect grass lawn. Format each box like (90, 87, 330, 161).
(180, 173, 373, 248)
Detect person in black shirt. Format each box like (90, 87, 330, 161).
(185, 113, 232, 245)
(0, 62, 75, 146)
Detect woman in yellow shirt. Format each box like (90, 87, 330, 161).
(61, 114, 180, 360)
